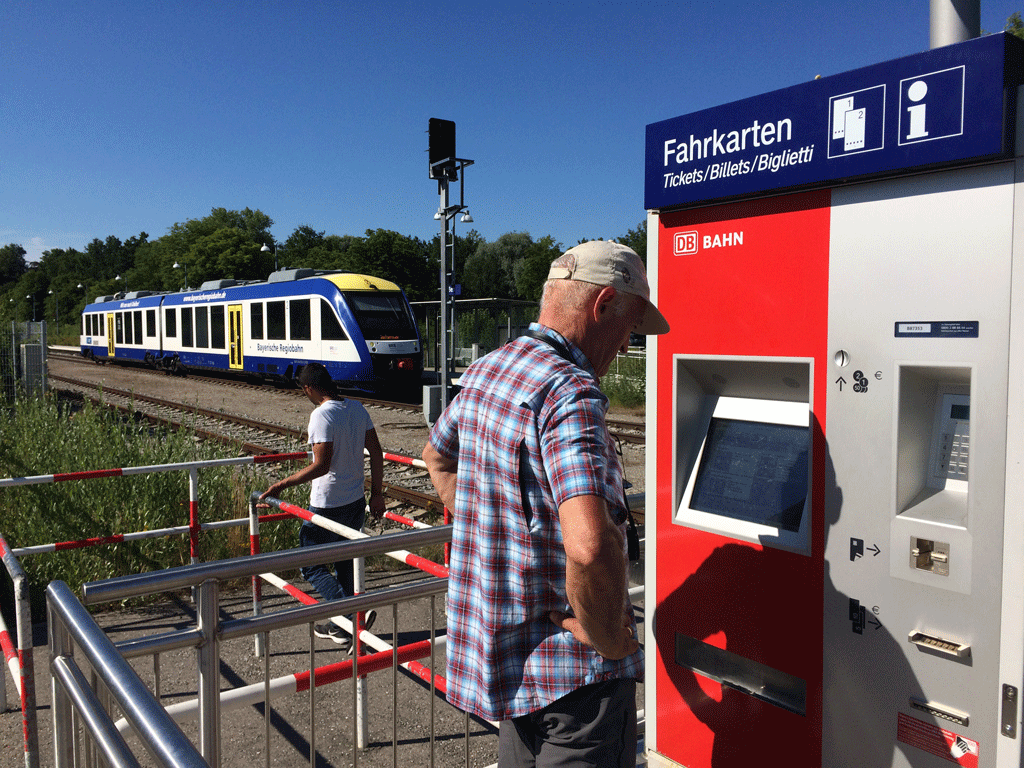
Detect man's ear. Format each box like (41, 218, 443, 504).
(593, 285, 618, 321)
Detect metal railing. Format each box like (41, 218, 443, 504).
(48, 580, 207, 768)
(63, 524, 456, 768)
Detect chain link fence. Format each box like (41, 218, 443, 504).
(412, 298, 539, 371)
(1, 321, 48, 401)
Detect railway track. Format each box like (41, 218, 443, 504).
(49, 347, 646, 444)
(48, 372, 443, 515)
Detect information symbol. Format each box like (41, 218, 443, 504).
(853, 370, 868, 394)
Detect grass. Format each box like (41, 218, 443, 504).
(601, 352, 646, 410)
(0, 392, 292, 618)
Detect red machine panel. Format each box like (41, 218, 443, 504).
(654, 190, 831, 767)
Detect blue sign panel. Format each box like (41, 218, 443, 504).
(645, 34, 1023, 211)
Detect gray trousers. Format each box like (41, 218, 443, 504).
(497, 679, 637, 767)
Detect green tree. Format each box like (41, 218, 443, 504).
(1007, 11, 1024, 39)
(462, 232, 539, 299)
(133, 208, 275, 291)
(616, 220, 648, 263)
(513, 235, 563, 302)
(282, 225, 327, 267)
(0, 244, 28, 286)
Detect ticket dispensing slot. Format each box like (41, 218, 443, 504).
(893, 366, 972, 594)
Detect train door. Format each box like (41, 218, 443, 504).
(106, 313, 115, 357)
(228, 304, 243, 370)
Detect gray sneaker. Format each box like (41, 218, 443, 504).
(314, 622, 351, 650)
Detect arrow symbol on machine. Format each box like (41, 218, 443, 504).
(868, 617, 882, 631)
(836, 376, 847, 391)
(868, 544, 881, 557)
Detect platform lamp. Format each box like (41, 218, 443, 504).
(48, 289, 59, 335)
(173, 261, 188, 290)
(260, 243, 279, 272)
(26, 294, 35, 323)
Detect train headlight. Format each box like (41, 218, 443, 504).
(396, 358, 414, 371)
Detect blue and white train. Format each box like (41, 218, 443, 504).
(80, 268, 423, 393)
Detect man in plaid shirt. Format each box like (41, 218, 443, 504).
(423, 241, 669, 767)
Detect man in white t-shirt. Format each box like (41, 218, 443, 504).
(261, 362, 386, 649)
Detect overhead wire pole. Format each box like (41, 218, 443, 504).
(428, 118, 474, 411)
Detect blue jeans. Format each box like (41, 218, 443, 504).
(300, 498, 366, 602)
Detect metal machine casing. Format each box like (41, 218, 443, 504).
(645, 33, 1024, 768)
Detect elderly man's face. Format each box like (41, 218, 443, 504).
(591, 293, 646, 378)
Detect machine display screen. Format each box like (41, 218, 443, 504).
(689, 418, 809, 532)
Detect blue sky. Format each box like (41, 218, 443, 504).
(4, 1, 1022, 263)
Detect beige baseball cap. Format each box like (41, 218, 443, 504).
(547, 240, 670, 335)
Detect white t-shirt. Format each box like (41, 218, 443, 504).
(307, 398, 374, 508)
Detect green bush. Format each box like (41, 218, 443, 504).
(601, 353, 646, 410)
(0, 394, 294, 616)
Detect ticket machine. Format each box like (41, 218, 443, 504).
(644, 34, 1024, 768)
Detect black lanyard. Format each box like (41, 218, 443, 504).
(519, 329, 641, 561)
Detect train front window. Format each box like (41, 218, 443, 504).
(344, 292, 416, 340)
(320, 299, 348, 341)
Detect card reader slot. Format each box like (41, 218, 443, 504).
(908, 630, 970, 659)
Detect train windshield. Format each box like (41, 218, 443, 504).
(344, 292, 417, 341)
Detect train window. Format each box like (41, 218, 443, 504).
(344, 292, 417, 340)
(146, 309, 156, 337)
(165, 308, 177, 338)
(210, 305, 225, 348)
(115, 313, 124, 344)
(267, 301, 286, 340)
(133, 311, 143, 345)
(320, 300, 348, 340)
(124, 312, 133, 344)
(290, 299, 311, 340)
(195, 306, 209, 348)
(182, 307, 194, 347)
(251, 303, 264, 340)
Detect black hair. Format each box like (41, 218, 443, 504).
(296, 363, 338, 395)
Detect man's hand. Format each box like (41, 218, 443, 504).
(259, 480, 288, 501)
(549, 609, 639, 660)
(368, 492, 386, 518)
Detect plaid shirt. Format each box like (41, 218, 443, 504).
(428, 323, 643, 720)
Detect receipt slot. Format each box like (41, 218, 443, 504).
(644, 34, 1024, 768)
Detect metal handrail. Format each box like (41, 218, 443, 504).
(81, 523, 452, 605)
(47, 580, 207, 768)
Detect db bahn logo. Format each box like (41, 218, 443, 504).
(674, 231, 698, 256)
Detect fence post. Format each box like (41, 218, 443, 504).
(48, 602, 73, 768)
(197, 578, 221, 767)
(249, 497, 265, 658)
(1, 532, 39, 768)
(187, 467, 201, 567)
